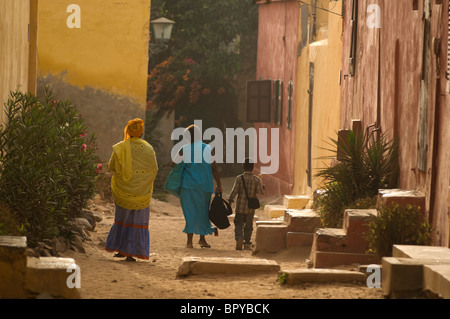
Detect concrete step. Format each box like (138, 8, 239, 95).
(382, 245, 450, 298)
(256, 220, 286, 229)
(310, 228, 346, 252)
(0, 236, 28, 298)
(26, 257, 81, 299)
(311, 209, 376, 253)
(381, 257, 449, 298)
(0, 236, 82, 299)
(286, 232, 314, 248)
(423, 264, 450, 299)
(284, 209, 321, 233)
(254, 225, 288, 253)
(312, 251, 380, 269)
(309, 209, 380, 268)
(393, 244, 450, 260)
(279, 268, 367, 285)
(283, 195, 310, 210)
(377, 189, 426, 213)
(263, 205, 286, 219)
(341, 209, 377, 252)
(343, 209, 377, 234)
(176, 257, 280, 277)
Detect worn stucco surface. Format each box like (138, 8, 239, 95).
(36, 0, 151, 161)
(37, 74, 144, 162)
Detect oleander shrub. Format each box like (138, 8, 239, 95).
(0, 202, 25, 236)
(367, 204, 433, 258)
(0, 90, 99, 246)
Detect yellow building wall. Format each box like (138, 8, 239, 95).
(36, 0, 151, 161)
(293, 1, 343, 195)
(0, 0, 38, 124)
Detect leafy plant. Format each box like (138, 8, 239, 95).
(0, 89, 99, 246)
(147, 0, 258, 131)
(315, 129, 399, 228)
(366, 204, 433, 258)
(0, 202, 25, 237)
(277, 272, 288, 285)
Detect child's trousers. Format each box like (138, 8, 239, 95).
(234, 212, 255, 244)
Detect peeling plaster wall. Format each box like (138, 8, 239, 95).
(255, 0, 299, 196)
(340, 0, 449, 246)
(37, 74, 143, 162)
(36, 0, 151, 161)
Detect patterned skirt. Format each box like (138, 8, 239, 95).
(105, 204, 150, 260)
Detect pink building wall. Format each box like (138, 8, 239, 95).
(340, 0, 449, 246)
(255, 0, 299, 196)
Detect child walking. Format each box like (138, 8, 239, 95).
(228, 158, 264, 250)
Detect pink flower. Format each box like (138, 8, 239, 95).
(217, 87, 226, 95)
(80, 133, 87, 138)
(184, 58, 197, 65)
(49, 99, 58, 109)
(82, 144, 87, 151)
(96, 164, 103, 174)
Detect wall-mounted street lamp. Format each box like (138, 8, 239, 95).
(148, 17, 175, 68)
(150, 17, 175, 42)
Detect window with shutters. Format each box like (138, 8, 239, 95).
(273, 79, 283, 126)
(349, 0, 358, 76)
(246, 80, 272, 123)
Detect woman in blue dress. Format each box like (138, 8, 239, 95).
(173, 125, 222, 248)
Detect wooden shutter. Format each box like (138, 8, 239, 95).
(246, 80, 272, 123)
(273, 79, 283, 125)
(287, 81, 293, 129)
(275, 79, 283, 126)
(349, 0, 358, 76)
(447, 3, 450, 93)
(272, 80, 279, 124)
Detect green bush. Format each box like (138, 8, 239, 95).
(0, 90, 99, 246)
(0, 202, 25, 237)
(319, 195, 378, 229)
(366, 204, 433, 258)
(315, 129, 399, 228)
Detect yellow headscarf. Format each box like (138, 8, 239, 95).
(124, 118, 144, 141)
(112, 118, 145, 183)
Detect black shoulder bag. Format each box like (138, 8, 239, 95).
(241, 176, 260, 209)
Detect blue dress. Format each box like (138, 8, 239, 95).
(180, 141, 215, 236)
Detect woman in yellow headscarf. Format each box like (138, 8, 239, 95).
(105, 119, 158, 261)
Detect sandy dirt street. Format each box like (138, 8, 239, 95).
(60, 192, 385, 301)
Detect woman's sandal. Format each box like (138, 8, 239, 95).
(114, 253, 126, 258)
(199, 242, 211, 248)
(126, 256, 136, 262)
